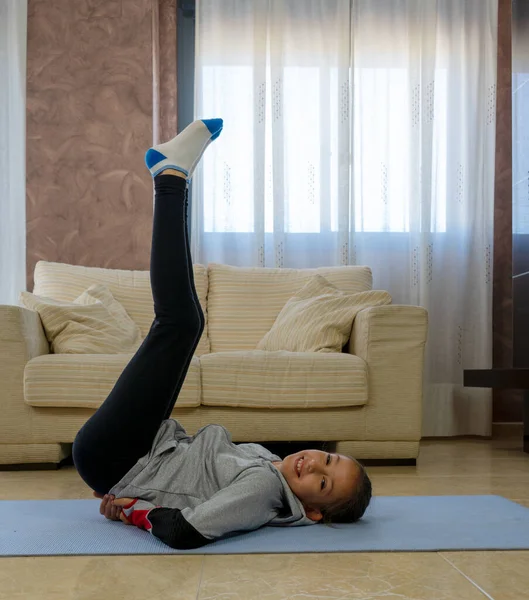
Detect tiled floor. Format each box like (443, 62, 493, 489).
(1, 439, 528, 600)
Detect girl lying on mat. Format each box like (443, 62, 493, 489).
(72, 119, 372, 550)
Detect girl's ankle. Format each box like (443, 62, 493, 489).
(159, 169, 187, 179)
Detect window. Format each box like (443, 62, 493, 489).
(199, 65, 448, 234)
(180, 0, 451, 236)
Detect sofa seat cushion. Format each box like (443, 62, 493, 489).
(200, 350, 368, 409)
(24, 354, 201, 409)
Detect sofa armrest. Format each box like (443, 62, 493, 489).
(0, 305, 50, 443)
(347, 305, 428, 441)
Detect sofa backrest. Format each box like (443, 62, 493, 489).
(207, 263, 373, 352)
(31, 261, 210, 356)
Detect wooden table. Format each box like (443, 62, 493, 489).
(464, 368, 529, 453)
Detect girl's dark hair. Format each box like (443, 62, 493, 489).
(321, 458, 372, 524)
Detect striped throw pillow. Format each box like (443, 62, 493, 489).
(256, 275, 392, 353)
(20, 284, 142, 354)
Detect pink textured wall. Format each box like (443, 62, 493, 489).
(26, 0, 177, 290)
(157, 0, 178, 143)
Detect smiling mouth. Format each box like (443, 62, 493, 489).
(295, 456, 304, 477)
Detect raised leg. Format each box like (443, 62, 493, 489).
(73, 175, 203, 494)
(72, 118, 223, 494)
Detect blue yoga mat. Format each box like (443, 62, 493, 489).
(1, 495, 528, 556)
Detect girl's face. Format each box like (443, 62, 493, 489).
(274, 450, 360, 521)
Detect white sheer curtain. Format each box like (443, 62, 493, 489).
(193, 0, 497, 436)
(0, 0, 27, 304)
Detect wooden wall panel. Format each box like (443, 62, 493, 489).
(493, 0, 518, 423)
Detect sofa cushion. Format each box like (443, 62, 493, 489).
(20, 285, 142, 354)
(207, 263, 373, 352)
(32, 261, 210, 356)
(257, 276, 392, 353)
(24, 354, 201, 409)
(200, 350, 368, 409)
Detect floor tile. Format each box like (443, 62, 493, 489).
(514, 499, 529, 509)
(369, 474, 529, 500)
(0, 556, 203, 600)
(442, 551, 529, 600)
(198, 553, 490, 600)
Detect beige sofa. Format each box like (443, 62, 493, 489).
(0, 260, 428, 466)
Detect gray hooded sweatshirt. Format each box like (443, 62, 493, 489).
(108, 419, 315, 549)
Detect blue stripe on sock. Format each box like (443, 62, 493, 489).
(202, 118, 223, 141)
(145, 148, 167, 169)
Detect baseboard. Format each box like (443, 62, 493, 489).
(0, 463, 60, 471)
(492, 422, 524, 438)
(421, 435, 493, 440)
(361, 458, 416, 467)
(0, 449, 74, 471)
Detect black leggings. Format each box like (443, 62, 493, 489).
(72, 175, 204, 495)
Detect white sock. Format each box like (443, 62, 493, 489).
(145, 118, 223, 179)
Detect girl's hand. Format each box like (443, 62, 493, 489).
(111, 497, 137, 525)
(92, 491, 123, 522)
